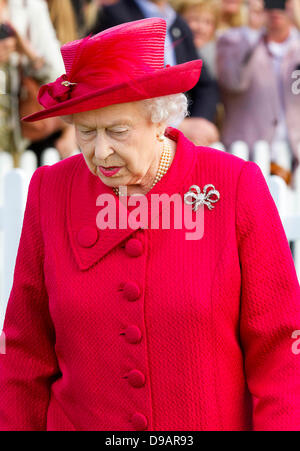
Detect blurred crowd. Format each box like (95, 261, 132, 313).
(0, 0, 299, 184)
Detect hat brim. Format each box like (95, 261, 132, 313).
(22, 60, 202, 122)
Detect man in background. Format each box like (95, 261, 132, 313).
(217, 0, 300, 184)
(90, 0, 220, 146)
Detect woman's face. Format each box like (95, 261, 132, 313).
(73, 101, 164, 190)
(265, 9, 291, 32)
(183, 7, 216, 48)
(221, 0, 242, 15)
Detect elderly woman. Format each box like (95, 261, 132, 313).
(0, 18, 300, 432)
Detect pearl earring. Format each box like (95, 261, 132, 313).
(157, 133, 165, 142)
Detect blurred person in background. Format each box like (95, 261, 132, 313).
(0, 0, 68, 166)
(172, 0, 220, 79)
(90, 0, 220, 146)
(81, 0, 100, 35)
(71, 0, 86, 34)
(287, 0, 300, 28)
(71, 0, 97, 36)
(71, 0, 119, 36)
(247, 0, 267, 29)
(47, 0, 78, 44)
(25, 0, 80, 163)
(217, 0, 248, 32)
(217, 0, 300, 185)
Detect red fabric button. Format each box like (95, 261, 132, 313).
(124, 325, 142, 344)
(125, 239, 143, 257)
(127, 369, 145, 388)
(122, 282, 141, 301)
(131, 412, 148, 430)
(77, 226, 98, 248)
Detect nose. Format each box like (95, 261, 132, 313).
(94, 131, 114, 163)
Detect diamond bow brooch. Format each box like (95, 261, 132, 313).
(184, 184, 220, 211)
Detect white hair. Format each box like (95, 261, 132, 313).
(142, 93, 189, 126)
(61, 93, 189, 126)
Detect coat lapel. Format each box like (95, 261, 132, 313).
(67, 156, 138, 271)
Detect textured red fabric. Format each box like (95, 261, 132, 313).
(0, 128, 300, 431)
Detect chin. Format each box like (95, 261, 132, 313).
(100, 174, 130, 188)
(195, 37, 206, 48)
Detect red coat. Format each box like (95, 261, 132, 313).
(0, 128, 300, 431)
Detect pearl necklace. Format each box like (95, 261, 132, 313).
(112, 138, 172, 197)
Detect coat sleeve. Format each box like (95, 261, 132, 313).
(216, 28, 258, 93)
(0, 166, 59, 431)
(237, 161, 300, 431)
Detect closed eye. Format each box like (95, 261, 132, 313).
(78, 129, 96, 139)
(81, 130, 95, 135)
(107, 128, 129, 135)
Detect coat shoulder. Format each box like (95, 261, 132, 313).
(42, 153, 82, 177)
(194, 144, 249, 177)
(39, 154, 83, 195)
(191, 144, 268, 209)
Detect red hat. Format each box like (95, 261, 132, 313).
(22, 18, 202, 123)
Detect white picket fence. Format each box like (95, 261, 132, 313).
(0, 141, 300, 329)
(0, 148, 68, 328)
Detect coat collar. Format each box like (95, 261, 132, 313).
(67, 127, 197, 270)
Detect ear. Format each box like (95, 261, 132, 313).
(155, 122, 167, 142)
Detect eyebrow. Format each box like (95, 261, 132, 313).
(75, 119, 134, 129)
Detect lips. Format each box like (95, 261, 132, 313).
(98, 166, 122, 177)
(102, 166, 119, 169)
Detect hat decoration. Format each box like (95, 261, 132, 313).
(39, 74, 77, 105)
